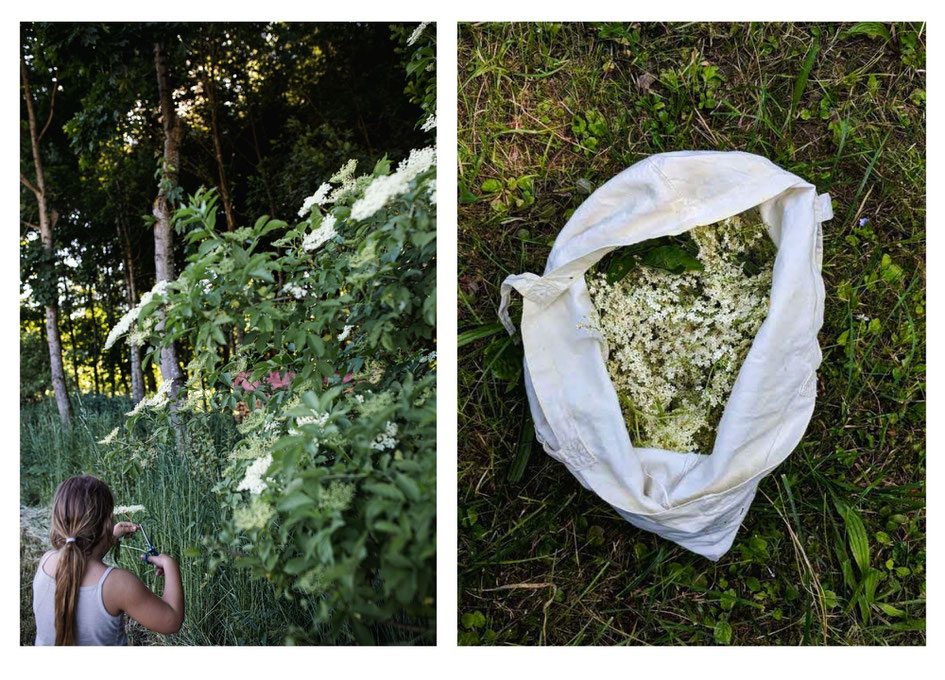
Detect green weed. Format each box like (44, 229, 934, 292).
(458, 22, 925, 645)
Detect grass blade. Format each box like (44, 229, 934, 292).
(844, 506, 871, 574)
(508, 411, 534, 484)
(787, 36, 820, 125)
(458, 322, 505, 348)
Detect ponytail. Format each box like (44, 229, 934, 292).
(53, 539, 87, 645)
(49, 476, 114, 646)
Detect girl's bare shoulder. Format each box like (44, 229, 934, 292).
(105, 566, 145, 588)
(102, 567, 149, 616)
(37, 549, 57, 572)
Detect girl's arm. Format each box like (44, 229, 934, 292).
(107, 556, 184, 634)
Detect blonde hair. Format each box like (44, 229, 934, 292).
(48, 475, 114, 645)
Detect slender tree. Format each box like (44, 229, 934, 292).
(117, 215, 145, 404)
(20, 57, 73, 427)
(152, 40, 187, 446)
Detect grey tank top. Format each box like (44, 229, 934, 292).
(32, 551, 128, 646)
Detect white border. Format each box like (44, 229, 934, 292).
(3, 1, 936, 675)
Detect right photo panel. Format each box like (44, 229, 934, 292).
(457, 22, 926, 645)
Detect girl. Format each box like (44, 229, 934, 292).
(32, 475, 184, 645)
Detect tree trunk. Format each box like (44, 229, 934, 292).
(153, 41, 186, 447)
(21, 58, 73, 428)
(205, 42, 236, 231)
(87, 284, 101, 396)
(63, 279, 80, 390)
(117, 217, 145, 405)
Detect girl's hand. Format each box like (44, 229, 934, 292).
(113, 521, 138, 539)
(143, 552, 176, 579)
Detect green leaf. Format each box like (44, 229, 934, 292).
(606, 248, 639, 284)
(876, 602, 905, 617)
(458, 323, 504, 348)
(585, 110, 607, 137)
(480, 179, 503, 194)
(393, 473, 421, 502)
(483, 336, 523, 383)
(790, 37, 820, 120)
(307, 334, 325, 357)
(640, 244, 704, 274)
(508, 411, 534, 484)
(713, 619, 732, 645)
(363, 482, 405, 502)
(844, 22, 891, 42)
(844, 506, 871, 574)
(277, 492, 314, 512)
(462, 610, 487, 630)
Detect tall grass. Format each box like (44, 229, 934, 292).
(20, 395, 325, 645)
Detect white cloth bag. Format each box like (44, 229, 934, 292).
(499, 151, 832, 560)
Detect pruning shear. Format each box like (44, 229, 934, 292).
(137, 519, 160, 564)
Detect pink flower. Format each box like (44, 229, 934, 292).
(234, 371, 262, 392)
(322, 372, 355, 386)
(265, 371, 295, 390)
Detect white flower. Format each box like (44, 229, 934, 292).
(125, 380, 174, 417)
(337, 325, 353, 342)
(407, 22, 431, 46)
(282, 282, 307, 299)
(288, 411, 330, 437)
(233, 497, 274, 530)
(97, 427, 120, 445)
(350, 146, 436, 221)
(302, 214, 337, 252)
(104, 280, 170, 350)
(113, 504, 146, 516)
(237, 453, 272, 495)
(588, 215, 773, 453)
(330, 159, 358, 184)
(127, 328, 149, 348)
(370, 421, 398, 451)
(420, 114, 436, 132)
(299, 183, 332, 217)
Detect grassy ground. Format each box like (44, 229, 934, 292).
(457, 22, 925, 645)
(20, 396, 326, 645)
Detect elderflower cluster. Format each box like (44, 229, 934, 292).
(125, 380, 174, 417)
(407, 21, 431, 46)
(587, 215, 774, 453)
(233, 497, 275, 531)
(113, 504, 146, 516)
(97, 427, 120, 445)
(104, 280, 170, 350)
(298, 183, 332, 217)
(288, 410, 330, 440)
(237, 452, 272, 495)
(420, 114, 436, 132)
(370, 421, 398, 451)
(301, 214, 337, 252)
(282, 282, 307, 299)
(230, 434, 272, 461)
(349, 146, 436, 221)
(318, 481, 354, 512)
(337, 325, 353, 342)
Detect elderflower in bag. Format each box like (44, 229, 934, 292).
(499, 151, 831, 560)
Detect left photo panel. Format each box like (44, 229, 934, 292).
(20, 21, 436, 645)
